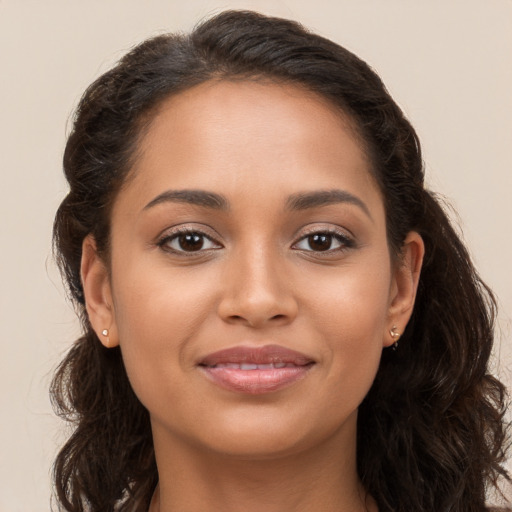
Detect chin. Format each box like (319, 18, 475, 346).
(177, 405, 358, 461)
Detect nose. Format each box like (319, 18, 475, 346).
(217, 247, 298, 328)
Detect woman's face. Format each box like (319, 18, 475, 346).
(83, 80, 421, 458)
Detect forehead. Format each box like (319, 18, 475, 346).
(117, 79, 382, 215)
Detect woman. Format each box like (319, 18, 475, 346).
(51, 10, 509, 512)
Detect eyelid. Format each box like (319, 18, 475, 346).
(291, 224, 355, 252)
(156, 224, 223, 254)
(294, 223, 354, 241)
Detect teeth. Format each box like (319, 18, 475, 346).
(211, 362, 298, 370)
(240, 363, 258, 370)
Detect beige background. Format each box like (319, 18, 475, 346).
(0, 1, 511, 510)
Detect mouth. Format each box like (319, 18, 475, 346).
(204, 362, 304, 369)
(198, 345, 315, 394)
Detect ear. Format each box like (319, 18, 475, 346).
(81, 235, 119, 348)
(384, 231, 425, 347)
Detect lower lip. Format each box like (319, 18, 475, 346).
(200, 366, 313, 394)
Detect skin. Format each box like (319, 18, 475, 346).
(81, 80, 424, 512)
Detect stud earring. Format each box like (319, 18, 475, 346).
(101, 329, 110, 348)
(390, 325, 401, 351)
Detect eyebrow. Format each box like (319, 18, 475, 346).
(143, 189, 229, 211)
(286, 189, 372, 219)
(143, 188, 371, 219)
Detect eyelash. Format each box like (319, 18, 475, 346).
(292, 228, 355, 254)
(157, 227, 222, 255)
(156, 226, 355, 255)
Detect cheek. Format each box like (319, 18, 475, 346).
(110, 257, 217, 402)
(308, 253, 392, 339)
(304, 256, 391, 398)
(112, 252, 217, 336)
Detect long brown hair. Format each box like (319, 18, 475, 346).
(52, 10, 509, 511)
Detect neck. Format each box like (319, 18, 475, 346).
(149, 416, 377, 512)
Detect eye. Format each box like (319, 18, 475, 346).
(158, 230, 221, 253)
(293, 231, 353, 252)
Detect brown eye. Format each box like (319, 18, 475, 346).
(293, 230, 352, 253)
(159, 230, 221, 253)
(178, 233, 204, 251)
(307, 234, 333, 251)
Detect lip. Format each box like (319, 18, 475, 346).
(198, 344, 315, 394)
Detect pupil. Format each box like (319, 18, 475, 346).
(179, 233, 204, 251)
(309, 234, 331, 251)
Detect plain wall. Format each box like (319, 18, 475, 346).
(0, 1, 511, 510)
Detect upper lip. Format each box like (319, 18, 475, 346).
(199, 344, 315, 367)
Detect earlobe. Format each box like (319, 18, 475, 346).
(81, 235, 119, 348)
(384, 231, 425, 347)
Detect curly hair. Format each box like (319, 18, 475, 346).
(51, 10, 509, 511)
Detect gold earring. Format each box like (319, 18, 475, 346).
(390, 325, 401, 351)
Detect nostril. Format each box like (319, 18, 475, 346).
(218, 291, 298, 327)
(225, 312, 290, 328)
